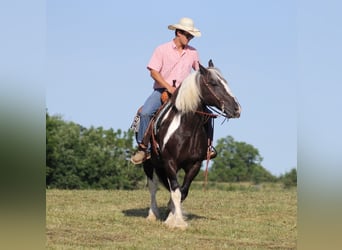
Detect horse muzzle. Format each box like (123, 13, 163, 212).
(227, 103, 241, 119)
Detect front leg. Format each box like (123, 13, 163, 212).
(180, 161, 202, 202)
(164, 177, 188, 229)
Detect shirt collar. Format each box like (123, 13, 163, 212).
(171, 40, 188, 50)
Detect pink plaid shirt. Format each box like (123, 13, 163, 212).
(147, 40, 200, 89)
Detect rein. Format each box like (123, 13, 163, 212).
(193, 109, 216, 128)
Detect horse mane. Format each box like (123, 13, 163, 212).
(175, 72, 201, 113)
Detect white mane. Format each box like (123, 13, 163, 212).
(175, 72, 201, 113)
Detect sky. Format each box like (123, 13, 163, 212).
(44, 0, 298, 176)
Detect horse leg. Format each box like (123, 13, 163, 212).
(180, 162, 202, 202)
(146, 174, 160, 221)
(143, 162, 160, 221)
(164, 178, 188, 229)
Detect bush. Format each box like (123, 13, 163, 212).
(280, 168, 297, 188)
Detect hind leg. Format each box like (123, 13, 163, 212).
(143, 162, 160, 221)
(146, 174, 160, 221)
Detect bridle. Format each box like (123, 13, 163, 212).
(196, 70, 230, 119)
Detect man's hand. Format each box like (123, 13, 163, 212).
(167, 86, 176, 94)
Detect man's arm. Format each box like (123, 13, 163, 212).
(149, 69, 176, 94)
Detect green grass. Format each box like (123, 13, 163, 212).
(46, 184, 297, 249)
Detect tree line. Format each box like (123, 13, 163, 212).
(46, 112, 296, 189)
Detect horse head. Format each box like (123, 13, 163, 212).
(199, 60, 241, 118)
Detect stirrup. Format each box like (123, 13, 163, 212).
(209, 146, 217, 159)
(130, 150, 151, 165)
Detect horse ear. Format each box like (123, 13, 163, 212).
(199, 62, 207, 75)
(208, 59, 214, 68)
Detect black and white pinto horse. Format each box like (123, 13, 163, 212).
(142, 60, 241, 229)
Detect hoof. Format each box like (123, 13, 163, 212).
(146, 213, 158, 221)
(164, 214, 188, 229)
(146, 209, 159, 221)
(164, 219, 188, 229)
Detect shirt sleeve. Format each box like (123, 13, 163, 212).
(147, 46, 163, 72)
(193, 51, 200, 71)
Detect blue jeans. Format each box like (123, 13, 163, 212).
(137, 88, 164, 146)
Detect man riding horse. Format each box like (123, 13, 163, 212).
(131, 17, 216, 165)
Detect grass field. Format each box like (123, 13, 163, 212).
(46, 183, 297, 249)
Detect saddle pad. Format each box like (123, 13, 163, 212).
(129, 114, 140, 133)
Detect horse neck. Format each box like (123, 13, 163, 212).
(171, 79, 202, 113)
(170, 95, 207, 125)
(170, 85, 206, 112)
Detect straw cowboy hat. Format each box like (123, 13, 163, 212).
(168, 17, 201, 37)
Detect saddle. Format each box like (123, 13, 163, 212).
(129, 90, 171, 133)
(129, 98, 173, 155)
(129, 90, 170, 134)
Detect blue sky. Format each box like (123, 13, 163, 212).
(45, 0, 297, 176)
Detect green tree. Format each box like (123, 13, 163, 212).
(209, 136, 275, 183)
(46, 113, 144, 189)
(46, 114, 85, 188)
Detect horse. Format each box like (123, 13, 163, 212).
(141, 60, 241, 229)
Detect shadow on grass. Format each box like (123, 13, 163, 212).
(122, 207, 207, 221)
